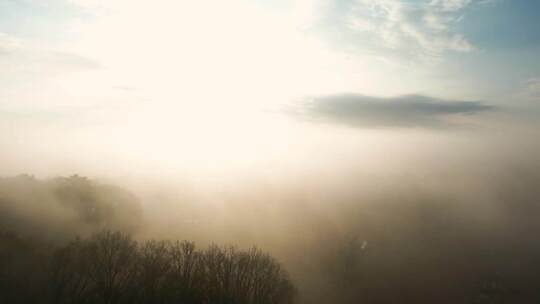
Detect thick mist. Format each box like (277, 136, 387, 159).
(2, 110, 540, 303)
(133, 123, 540, 303)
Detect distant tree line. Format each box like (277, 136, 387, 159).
(0, 175, 143, 240)
(0, 230, 296, 304)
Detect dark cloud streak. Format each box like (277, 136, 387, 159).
(292, 93, 495, 128)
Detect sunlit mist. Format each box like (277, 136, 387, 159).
(1, 0, 540, 303)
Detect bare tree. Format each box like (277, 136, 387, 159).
(49, 231, 296, 304)
(201, 245, 296, 304)
(84, 231, 138, 304)
(132, 240, 172, 304)
(50, 238, 93, 304)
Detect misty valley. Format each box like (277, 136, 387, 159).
(2, 171, 540, 304)
(2, 1, 540, 303)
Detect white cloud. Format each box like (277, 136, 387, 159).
(525, 78, 540, 100)
(430, 0, 472, 11)
(0, 30, 105, 113)
(346, 0, 475, 60)
(511, 78, 540, 104)
(0, 31, 99, 77)
(526, 78, 540, 90)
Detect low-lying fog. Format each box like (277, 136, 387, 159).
(2, 106, 540, 303)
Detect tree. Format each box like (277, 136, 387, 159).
(49, 231, 296, 304)
(50, 231, 138, 304)
(132, 240, 172, 304)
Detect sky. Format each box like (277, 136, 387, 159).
(0, 0, 539, 179)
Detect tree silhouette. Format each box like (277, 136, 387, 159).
(48, 231, 296, 304)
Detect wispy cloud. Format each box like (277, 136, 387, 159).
(521, 78, 540, 102)
(290, 93, 495, 128)
(526, 78, 540, 94)
(0, 31, 100, 78)
(346, 0, 476, 59)
(430, 0, 472, 11)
